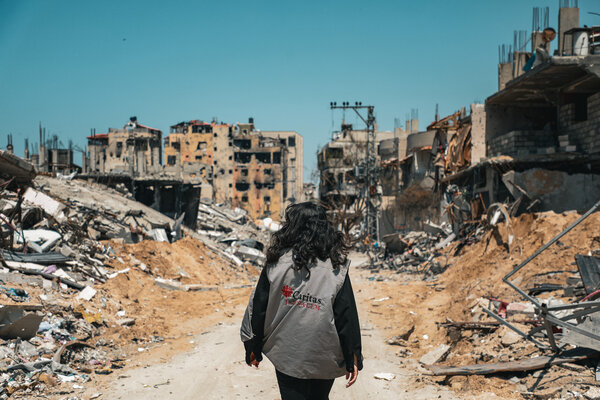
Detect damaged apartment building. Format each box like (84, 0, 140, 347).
(84, 117, 200, 229)
(164, 118, 303, 221)
(18, 124, 81, 175)
(318, 121, 393, 227)
(380, 3, 600, 235)
(444, 4, 600, 218)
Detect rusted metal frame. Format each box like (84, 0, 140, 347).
(529, 304, 600, 335)
(540, 304, 560, 352)
(546, 314, 600, 343)
(483, 306, 549, 349)
(503, 197, 600, 308)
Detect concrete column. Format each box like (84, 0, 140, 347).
(410, 119, 419, 133)
(498, 63, 513, 90)
(512, 52, 530, 79)
(470, 104, 486, 164)
(559, 7, 579, 56)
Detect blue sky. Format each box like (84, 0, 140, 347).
(1, 0, 598, 180)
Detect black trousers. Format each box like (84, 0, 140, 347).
(275, 370, 335, 400)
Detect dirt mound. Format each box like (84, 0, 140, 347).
(360, 210, 600, 398)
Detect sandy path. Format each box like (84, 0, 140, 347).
(101, 254, 489, 399)
(102, 283, 466, 399)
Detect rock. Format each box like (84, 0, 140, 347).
(448, 375, 467, 390)
(419, 344, 451, 365)
(585, 387, 600, 400)
(499, 326, 521, 346)
(388, 325, 415, 344)
(116, 318, 136, 327)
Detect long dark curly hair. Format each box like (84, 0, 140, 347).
(265, 202, 351, 277)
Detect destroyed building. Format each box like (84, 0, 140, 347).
(368, 4, 600, 238)
(86, 117, 162, 176)
(163, 118, 303, 221)
(84, 117, 200, 229)
(231, 120, 286, 220)
(317, 121, 394, 230)
(261, 130, 303, 205)
(24, 125, 81, 175)
(442, 8, 600, 216)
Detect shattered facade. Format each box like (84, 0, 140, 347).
(163, 118, 302, 221)
(318, 122, 393, 226)
(87, 117, 162, 176)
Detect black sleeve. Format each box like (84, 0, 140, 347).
(244, 266, 270, 364)
(333, 273, 363, 372)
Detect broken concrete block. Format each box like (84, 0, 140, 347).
(77, 286, 97, 301)
(23, 188, 66, 222)
(585, 387, 600, 400)
(87, 227, 101, 240)
(154, 277, 184, 291)
(506, 302, 535, 318)
(419, 344, 451, 365)
(500, 328, 521, 347)
(116, 318, 136, 327)
(373, 373, 395, 381)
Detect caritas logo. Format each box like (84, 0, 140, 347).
(281, 285, 323, 311)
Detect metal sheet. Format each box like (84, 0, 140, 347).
(576, 254, 600, 294)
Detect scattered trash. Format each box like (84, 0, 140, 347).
(374, 372, 396, 381)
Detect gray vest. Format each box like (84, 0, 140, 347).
(243, 251, 349, 379)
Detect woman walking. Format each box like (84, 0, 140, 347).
(241, 202, 363, 400)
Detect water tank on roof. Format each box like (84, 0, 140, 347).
(573, 30, 590, 55)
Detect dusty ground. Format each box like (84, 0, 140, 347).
(72, 254, 499, 400)
(26, 209, 600, 399)
(359, 210, 600, 398)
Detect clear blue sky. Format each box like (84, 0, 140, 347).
(1, 0, 598, 181)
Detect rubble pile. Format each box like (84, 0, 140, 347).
(369, 206, 600, 398)
(369, 220, 485, 279)
(195, 202, 269, 268)
(0, 159, 257, 398)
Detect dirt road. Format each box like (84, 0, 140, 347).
(99, 257, 494, 399)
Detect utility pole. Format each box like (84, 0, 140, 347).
(329, 101, 380, 244)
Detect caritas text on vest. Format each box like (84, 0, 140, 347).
(281, 285, 323, 310)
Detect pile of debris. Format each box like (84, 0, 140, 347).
(412, 200, 600, 398)
(196, 202, 269, 268)
(0, 151, 257, 398)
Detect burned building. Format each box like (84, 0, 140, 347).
(164, 120, 233, 201)
(84, 117, 200, 229)
(163, 118, 302, 221)
(87, 117, 162, 176)
(261, 130, 303, 206)
(231, 120, 286, 220)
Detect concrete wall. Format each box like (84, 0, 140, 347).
(503, 168, 600, 212)
(498, 63, 513, 91)
(485, 104, 555, 141)
(487, 130, 556, 157)
(559, 91, 600, 154)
